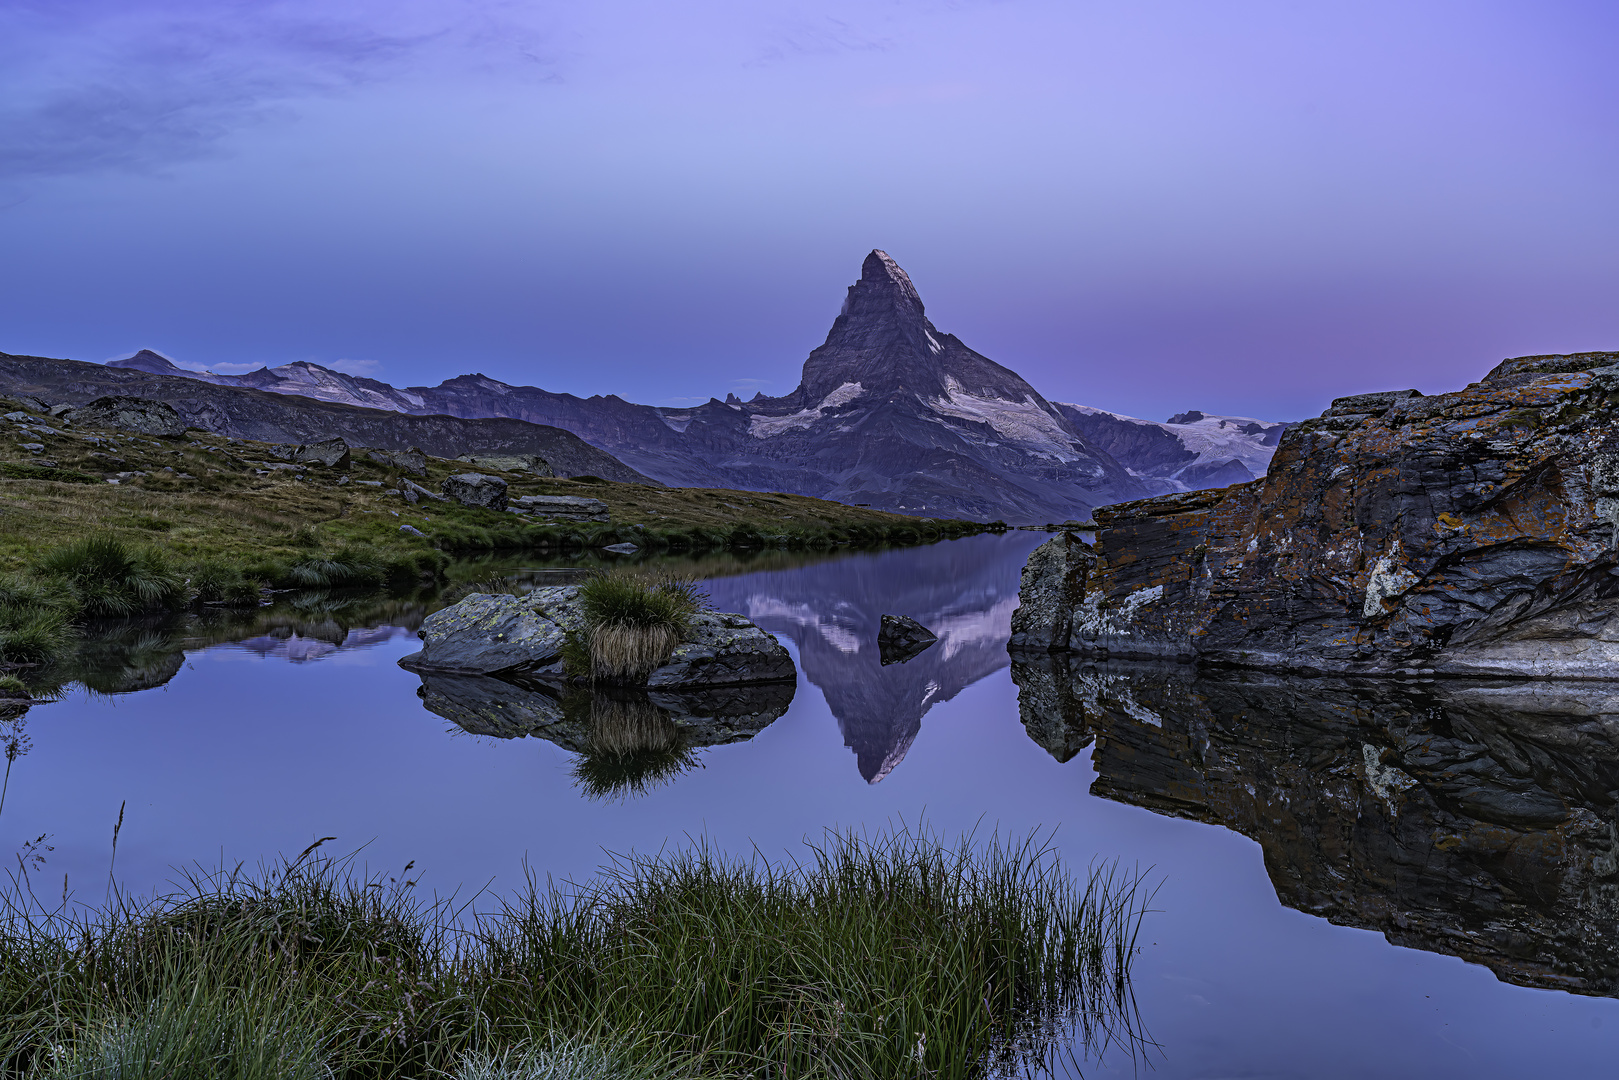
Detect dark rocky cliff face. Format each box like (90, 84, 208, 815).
(1013, 351, 1619, 677)
(1010, 656, 1619, 996)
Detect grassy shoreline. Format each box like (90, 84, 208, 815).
(0, 395, 1000, 580)
(0, 828, 1148, 1079)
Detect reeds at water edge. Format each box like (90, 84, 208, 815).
(0, 825, 1152, 1079)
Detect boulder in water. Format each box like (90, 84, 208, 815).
(877, 614, 938, 665)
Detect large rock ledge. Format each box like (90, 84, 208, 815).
(1012, 351, 1619, 679)
(396, 586, 796, 688)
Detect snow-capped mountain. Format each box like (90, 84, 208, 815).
(101, 251, 1281, 521)
(1057, 405, 1290, 491)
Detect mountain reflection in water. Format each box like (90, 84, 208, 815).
(704, 535, 1028, 782)
(1011, 653, 1619, 997)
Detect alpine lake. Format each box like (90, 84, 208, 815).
(6, 530, 1618, 1078)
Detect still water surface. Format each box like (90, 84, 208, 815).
(6, 533, 1618, 1077)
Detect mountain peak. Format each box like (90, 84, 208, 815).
(852, 249, 924, 317)
(108, 349, 187, 375)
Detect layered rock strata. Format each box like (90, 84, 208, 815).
(1013, 352, 1619, 678)
(1010, 655, 1619, 996)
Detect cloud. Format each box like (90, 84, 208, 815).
(0, 1, 561, 180)
(329, 357, 383, 376)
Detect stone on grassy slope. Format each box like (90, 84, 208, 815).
(270, 436, 351, 469)
(442, 472, 507, 510)
(1017, 351, 1619, 677)
(67, 396, 187, 438)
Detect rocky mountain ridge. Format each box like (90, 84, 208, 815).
(0, 353, 654, 483)
(97, 251, 1282, 522)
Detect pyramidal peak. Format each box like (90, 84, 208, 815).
(844, 249, 924, 317)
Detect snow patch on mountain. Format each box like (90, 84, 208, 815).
(1064, 403, 1288, 484)
(930, 378, 1080, 462)
(749, 381, 864, 438)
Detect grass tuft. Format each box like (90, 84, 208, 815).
(0, 827, 1150, 1079)
(570, 574, 707, 683)
(35, 536, 186, 618)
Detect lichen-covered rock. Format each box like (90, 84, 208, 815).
(398, 587, 582, 676)
(442, 472, 508, 511)
(1007, 531, 1094, 651)
(644, 612, 796, 688)
(1025, 351, 1619, 678)
(508, 494, 609, 521)
(877, 614, 937, 665)
(67, 396, 187, 438)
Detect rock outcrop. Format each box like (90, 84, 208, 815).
(66, 396, 187, 438)
(508, 494, 610, 521)
(1010, 654, 1619, 996)
(396, 587, 796, 690)
(1014, 352, 1619, 678)
(441, 472, 507, 511)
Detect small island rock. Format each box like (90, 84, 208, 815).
(877, 614, 939, 665)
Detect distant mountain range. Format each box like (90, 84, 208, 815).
(20, 250, 1287, 521)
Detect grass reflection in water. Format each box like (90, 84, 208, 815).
(0, 827, 1151, 1079)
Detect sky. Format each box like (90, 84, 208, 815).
(1, 0, 1617, 422)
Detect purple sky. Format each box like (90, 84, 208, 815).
(2, 1, 1616, 423)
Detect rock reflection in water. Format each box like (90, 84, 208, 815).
(414, 673, 795, 799)
(1011, 653, 1619, 995)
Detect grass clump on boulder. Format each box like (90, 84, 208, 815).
(567, 573, 707, 683)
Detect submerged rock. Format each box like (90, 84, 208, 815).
(66, 396, 187, 438)
(1016, 351, 1619, 678)
(877, 614, 937, 665)
(441, 472, 507, 511)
